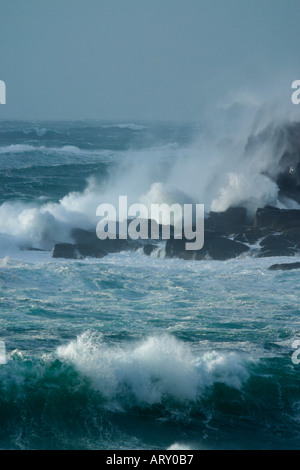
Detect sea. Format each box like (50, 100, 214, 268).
(0, 118, 300, 450)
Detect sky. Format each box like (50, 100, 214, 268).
(0, 0, 300, 121)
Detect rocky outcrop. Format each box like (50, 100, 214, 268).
(268, 262, 300, 271)
(70, 227, 133, 253)
(234, 229, 268, 245)
(164, 207, 250, 261)
(205, 207, 248, 233)
(257, 233, 297, 257)
(52, 225, 162, 259)
(253, 206, 300, 230)
(245, 121, 300, 205)
(165, 206, 300, 260)
(52, 243, 106, 259)
(143, 244, 158, 256)
(51, 206, 300, 261)
(251, 207, 300, 257)
(165, 231, 249, 261)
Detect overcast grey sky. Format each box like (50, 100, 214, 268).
(0, 0, 299, 120)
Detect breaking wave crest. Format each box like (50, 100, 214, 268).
(56, 332, 251, 405)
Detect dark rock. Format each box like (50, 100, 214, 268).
(128, 218, 174, 240)
(53, 243, 80, 259)
(257, 234, 296, 257)
(53, 223, 173, 260)
(268, 262, 300, 271)
(281, 227, 300, 247)
(198, 236, 249, 261)
(234, 228, 269, 245)
(255, 227, 300, 257)
(277, 171, 300, 205)
(52, 243, 106, 259)
(75, 244, 107, 258)
(205, 207, 248, 233)
(70, 227, 138, 253)
(22, 247, 47, 252)
(165, 231, 249, 261)
(253, 206, 300, 231)
(143, 244, 158, 256)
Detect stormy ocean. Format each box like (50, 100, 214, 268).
(1, 116, 300, 451)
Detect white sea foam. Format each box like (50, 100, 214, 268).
(0, 201, 73, 250)
(210, 172, 279, 216)
(56, 332, 251, 405)
(167, 443, 193, 450)
(22, 127, 47, 137)
(100, 123, 147, 130)
(0, 144, 38, 154)
(0, 143, 113, 159)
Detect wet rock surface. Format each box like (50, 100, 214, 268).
(268, 262, 300, 271)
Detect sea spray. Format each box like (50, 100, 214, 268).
(1, 109, 300, 250)
(56, 332, 251, 405)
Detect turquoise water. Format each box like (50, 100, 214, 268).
(0, 121, 300, 450)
